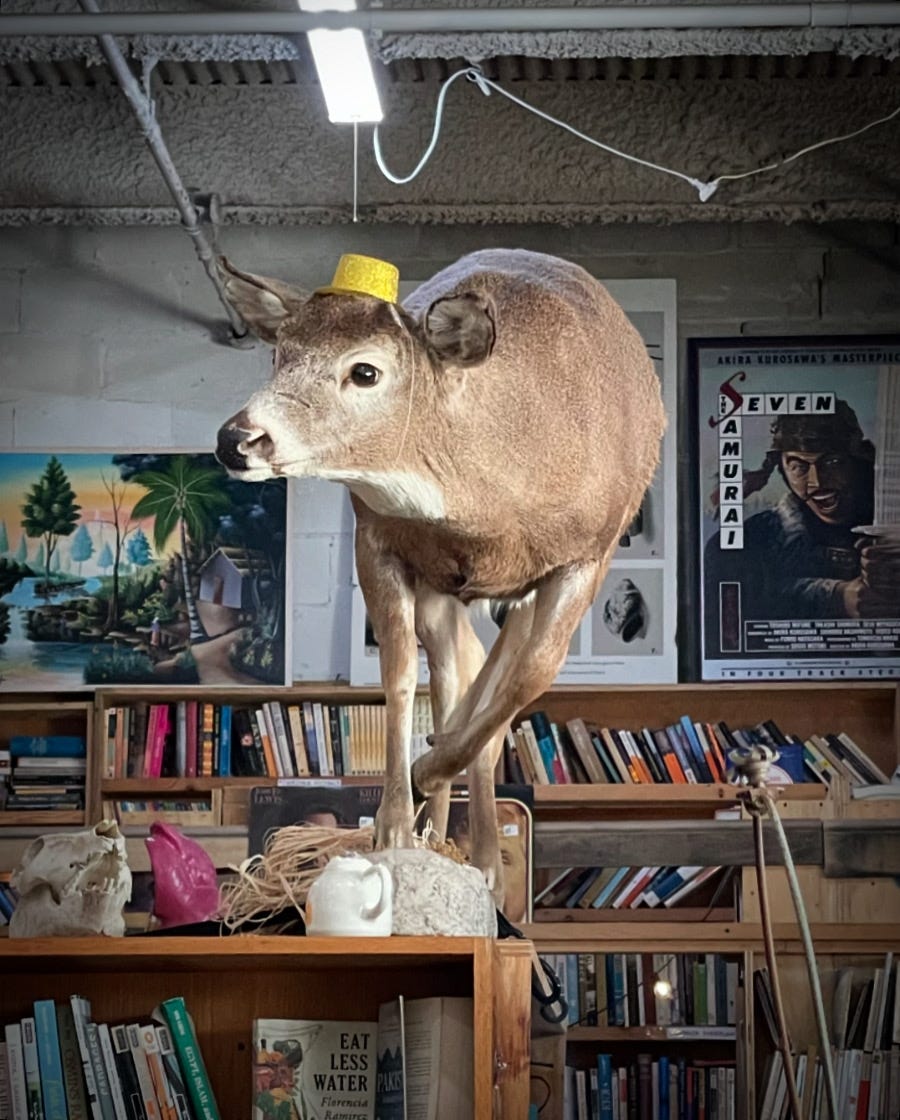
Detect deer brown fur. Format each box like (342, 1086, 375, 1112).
(216, 248, 665, 905)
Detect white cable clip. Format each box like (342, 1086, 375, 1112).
(466, 67, 492, 98)
(692, 179, 719, 202)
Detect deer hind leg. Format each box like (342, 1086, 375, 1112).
(355, 525, 419, 851)
(412, 560, 602, 794)
(414, 583, 486, 842)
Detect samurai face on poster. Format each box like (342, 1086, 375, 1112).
(692, 336, 900, 681)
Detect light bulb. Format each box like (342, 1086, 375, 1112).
(653, 977, 673, 1000)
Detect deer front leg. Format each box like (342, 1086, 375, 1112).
(414, 584, 487, 841)
(355, 523, 419, 850)
(412, 560, 602, 791)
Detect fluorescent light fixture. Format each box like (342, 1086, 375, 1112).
(299, 0, 383, 124)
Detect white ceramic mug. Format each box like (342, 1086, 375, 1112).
(306, 853, 393, 937)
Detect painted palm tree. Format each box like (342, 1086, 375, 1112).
(130, 456, 230, 643)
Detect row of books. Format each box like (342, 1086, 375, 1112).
(1, 737, 87, 814)
(0, 879, 19, 926)
(759, 1048, 900, 1120)
(535, 863, 732, 914)
(547, 952, 740, 1032)
(564, 1053, 736, 1120)
(0, 994, 220, 1120)
(101, 698, 433, 781)
(506, 708, 889, 787)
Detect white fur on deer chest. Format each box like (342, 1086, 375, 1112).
(330, 470, 446, 520)
(368, 848, 497, 936)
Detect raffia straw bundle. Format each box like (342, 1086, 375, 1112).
(219, 821, 467, 934)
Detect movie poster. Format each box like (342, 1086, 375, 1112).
(692, 335, 900, 681)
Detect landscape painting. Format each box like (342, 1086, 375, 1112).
(0, 452, 289, 690)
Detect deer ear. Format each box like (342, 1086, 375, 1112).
(217, 257, 309, 344)
(424, 292, 496, 367)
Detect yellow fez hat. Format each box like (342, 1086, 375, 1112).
(316, 254, 399, 303)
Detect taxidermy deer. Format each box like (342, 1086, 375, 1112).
(215, 248, 665, 907)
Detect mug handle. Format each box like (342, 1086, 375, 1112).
(359, 863, 392, 921)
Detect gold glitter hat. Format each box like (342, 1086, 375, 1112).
(316, 253, 399, 302)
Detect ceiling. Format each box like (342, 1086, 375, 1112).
(2, 2, 900, 225)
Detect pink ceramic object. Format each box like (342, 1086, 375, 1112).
(146, 821, 220, 928)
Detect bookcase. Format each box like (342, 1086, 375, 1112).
(0, 934, 532, 1118)
(1, 680, 898, 1117)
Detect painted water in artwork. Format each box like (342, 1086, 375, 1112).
(0, 453, 289, 690)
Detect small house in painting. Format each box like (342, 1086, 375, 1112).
(198, 547, 267, 612)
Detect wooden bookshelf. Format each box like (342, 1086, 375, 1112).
(0, 935, 532, 1119)
(0, 696, 94, 829)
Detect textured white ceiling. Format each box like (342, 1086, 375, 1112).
(2, 1, 899, 224)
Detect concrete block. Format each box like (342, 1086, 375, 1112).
(673, 251, 824, 321)
(574, 222, 733, 256)
(171, 403, 246, 450)
(102, 330, 268, 406)
(822, 248, 900, 321)
(292, 478, 353, 536)
(21, 264, 188, 338)
(738, 221, 897, 252)
(292, 535, 334, 606)
(0, 403, 14, 446)
(0, 334, 102, 397)
(0, 271, 21, 333)
(13, 393, 173, 449)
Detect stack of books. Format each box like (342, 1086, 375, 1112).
(535, 863, 733, 916)
(3, 735, 86, 813)
(2, 994, 220, 1120)
(0, 875, 18, 930)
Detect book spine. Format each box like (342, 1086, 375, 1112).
(184, 701, 198, 779)
(160, 999, 221, 1120)
(5, 1024, 31, 1120)
(153, 1026, 191, 1120)
(110, 1025, 146, 1120)
(97, 1024, 130, 1120)
(85, 1024, 116, 1120)
(137, 1025, 176, 1120)
(69, 998, 102, 1120)
(217, 705, 232, 777)
(174, 702, 187, 777)
(20, 1016, 45, 1120)
(33, 1000, 68, 1120)
(125, 1026, 160, 1120)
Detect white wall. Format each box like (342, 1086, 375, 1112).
(2, 220, 898, 679)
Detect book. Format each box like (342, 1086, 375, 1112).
(111, 1024, 147, 1120)
(565, 718, 608, 784)
(252, 1017, 376, 1120)
(33, 999, 68, 1120)
(21, 1017, 44, 1120)
(158, 998, 221, 1120)
(125, 1024, 161, 1120)
(154, 1025, 191, 1120)
(96, 1024, 130, 1120)
(374, 998, 405, 1120)
(69, 996, 103, 1120)
(86, 1022, 117, 1120)
(10, 735, 86, 758)
(5, 1023, 30, 1120)
(400, 997, 473, 1120)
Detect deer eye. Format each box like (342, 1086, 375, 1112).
(348, 362, 380, 388)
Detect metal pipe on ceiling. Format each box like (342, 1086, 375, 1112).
(74, 0, 249, 343)
(2, 4, 900, 37)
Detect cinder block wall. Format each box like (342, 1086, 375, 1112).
(2, 220, 898, 680)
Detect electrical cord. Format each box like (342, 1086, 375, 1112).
(732, 745, 839, 1120)
(372, 64, 900, 202)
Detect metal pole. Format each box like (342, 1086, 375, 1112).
(2, 5, 900, 37)
(76, 0, 249, 344)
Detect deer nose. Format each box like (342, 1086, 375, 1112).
(215, 422, 254, 471)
